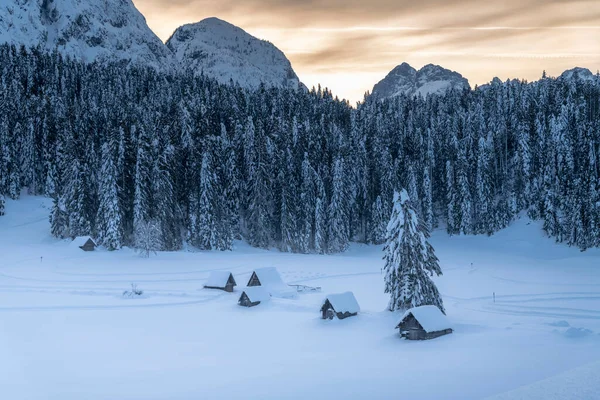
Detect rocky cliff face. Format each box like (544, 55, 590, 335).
(0, 0, 172, 68)
(166, 17, 302, 90)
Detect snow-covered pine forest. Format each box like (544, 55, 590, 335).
(0, 44, 599, 252)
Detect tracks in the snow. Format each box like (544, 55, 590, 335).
(0, 292, 227, 313)
(450, 292, 600, 321)
(288, 271, 381, 284)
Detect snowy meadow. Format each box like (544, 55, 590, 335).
(1, 196, 599, 400)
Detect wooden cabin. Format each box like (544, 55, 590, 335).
(396, 305, 453, 340)
(204, 271, 237, 292)
(238, 287, 271, 307)
(246, 267, 295, 298)
(71, 236, 96, 252)
(247, 267, 284, 287)
(321, 292, 360, 320)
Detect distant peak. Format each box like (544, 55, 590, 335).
(391, 62, 417, 74)
(171, 17, 241, 35)
(200, 17, 226, 23)
(420, 64, 446, 71)
(559, 67, 594, 81)
(372, 63, 469, 100)
(196, 17, 237, 28)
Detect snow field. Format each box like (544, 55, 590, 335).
(1, 196, 599, 399)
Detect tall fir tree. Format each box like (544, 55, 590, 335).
(383, 190, 445, 313)
(327, 158, 349, 253)
(95, 143, 122, 250)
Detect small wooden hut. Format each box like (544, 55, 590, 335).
(204, 271, 237, 292)
(238, 287, 271, 307)
(71, 236, 96, 252)
(246, 267, 295, 298)
(247, 267, 284, 287)
(321, 292, 360, 320)
(396, 305, 453, 340)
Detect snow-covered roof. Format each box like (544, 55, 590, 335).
(398, 305, 451, 333)
(253, 267, 285, 286)
(70, 236, 96, 247)
(204, 271, 235, 288)
(241, 287, 271, 303)
(250, 267, 296, 298)
(324, 292, 360, 314)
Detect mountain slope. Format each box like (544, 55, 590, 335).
(372, 63, 470, 99)
(0, 0, 171, 68)
(166, 17, 302, 90)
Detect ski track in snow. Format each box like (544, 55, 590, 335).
(487, 273, 600, 287)
(448, 292, 600, 321)
(0, 293, 227, 313)
(288, 271, 381, 284)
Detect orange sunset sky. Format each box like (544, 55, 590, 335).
(133, 0, 600, 103)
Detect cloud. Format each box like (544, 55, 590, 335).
(136, 0, 599, 29)
(132, 0, 600, 102)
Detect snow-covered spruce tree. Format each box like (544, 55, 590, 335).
(474, 136, 493, 235)
(191, 150, 218, 250)
(279, 165, 296, 253)
(369, 195, 387, 244)
(95, 143, 122, 250)
(314, 176, 327, 254)
(49, 195, 69, 238)
(218, 129, 239, 245)
(245, 122, 272, 249)
(383, 189, 445, 313)
(65, 158, 91, 238)
(422, 166, 433, 233)
(327, 158, 349, 253)
(133, 126, 153, 230)
(0, 118, 10, 196)
(406, 164, 420, 215)
(153, 145, 181, 251)
(0, 193, 4, 216)
(298, 153, 316, 253)
(456, 147, 472, 235)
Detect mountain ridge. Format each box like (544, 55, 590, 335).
(0, 1, 597, 97)
(0, 3, 303, 90)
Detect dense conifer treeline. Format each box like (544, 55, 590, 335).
(0, 45, 599, 252)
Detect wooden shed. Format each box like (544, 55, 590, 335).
(238, 287, 271, 307)
(71, 236, 96, 252)
(246, 267, 295, 298)
(321, 292, 360, 320)
(247, 267, 284, 287)
(396, 305, 453, 340)
(204, 271, 237, 292)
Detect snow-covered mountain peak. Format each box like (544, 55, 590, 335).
(0, 0, 172, 68)
(391, 62, 418, 75)
(372, 63, 470, 99)
(166, 17, 303, 90)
